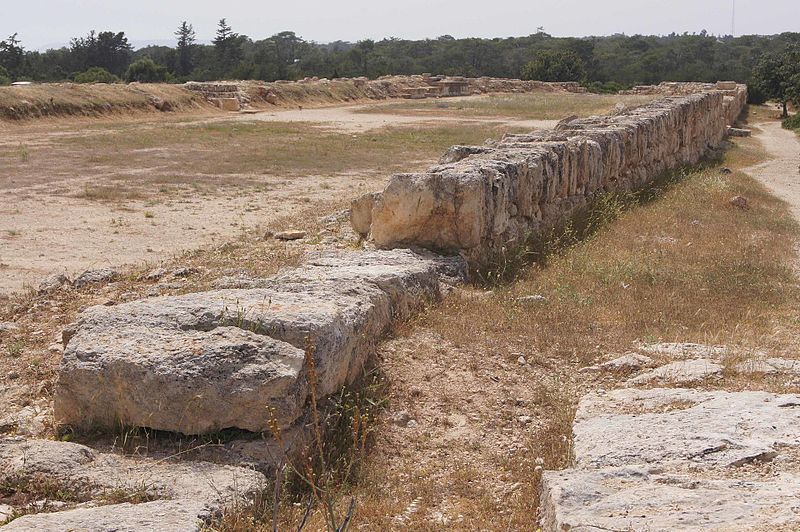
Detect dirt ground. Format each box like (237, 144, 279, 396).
(0, 95, 564, 295)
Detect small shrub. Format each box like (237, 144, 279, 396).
(584, 81, 627, 94)
(125, 58, 169, 83)
(74, 67, 119, 84)
(783, 113, 800, 131)
(0, 65, 10, 86)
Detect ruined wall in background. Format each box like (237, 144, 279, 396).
(184, 75, 586, 110)
(352, 83, 748, 268)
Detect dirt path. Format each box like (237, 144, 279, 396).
(746, 121, 800, 220)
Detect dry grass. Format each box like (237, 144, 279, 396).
(358, 93, 657, 120)
(55, 121, 525, 188)
(0, 472, 158, 525)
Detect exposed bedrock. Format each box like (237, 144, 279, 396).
(54, 250, 465, 436)
(352, 84, 747, 267)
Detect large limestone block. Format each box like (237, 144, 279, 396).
(3, 500, 211, 532)
(540, 388, 800, 531)
(368, 170, 488, 252)
(0, 437, 267, 531)
(573, 388, 800, 469)
(56, 323, 307, 434)
(541, 467, 800, 532)
(55, 250, 463, 435)
(0, 437, 267, 506)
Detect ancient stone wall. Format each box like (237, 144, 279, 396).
(183, 75, 586, 110)
(352, 83, 747, 267)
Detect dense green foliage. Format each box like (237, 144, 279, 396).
(0, 65, 10, 86)
(1, 24, 800, 90)
(521, 50, 586, 82)
(73, 66, 119, 83)
(752, 47, 800, 117)
(124, 57, 169, 82)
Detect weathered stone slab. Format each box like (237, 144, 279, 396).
(541, 466, 800, 532)
(3, 500, 211, 531)
(55, 250, 464, 435)
(0, 437, 266, 506)
(573, 388, 800, 469)
(0, 437, 266, 531)
(579, 353, 654, 373)
(640, 341, 727, 359)
(540, 388, 800, 531)
(625, 358, 723, 385)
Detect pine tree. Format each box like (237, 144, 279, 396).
(175, 21, 196, 76)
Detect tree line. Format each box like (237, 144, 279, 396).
(0, 21, 799, 99)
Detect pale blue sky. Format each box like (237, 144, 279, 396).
(4, 0, 798, 50)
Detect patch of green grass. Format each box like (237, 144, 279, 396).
(6, 340, 24, 358)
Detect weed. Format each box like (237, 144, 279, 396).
(6, 340, 24, 358)
(17, 144, 29, 163)
(210, 340, 387, 531)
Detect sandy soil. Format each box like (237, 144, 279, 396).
(745, 120, 800, 220)
(0, 96, 557, 295)
(233, 100, 558, 133)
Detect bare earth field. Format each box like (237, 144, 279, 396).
(0, 92, 651, 295)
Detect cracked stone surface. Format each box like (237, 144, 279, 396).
(0, 437, 266, 531)
(541, 466, 800, 532)
(55, 249, 464, 435)
(573, 388, 800, 469)
(540, 388, 800, 531)
(639, 342, 727, 359)
(579, 353, 654, 373)
(4, 500, 211, 531)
